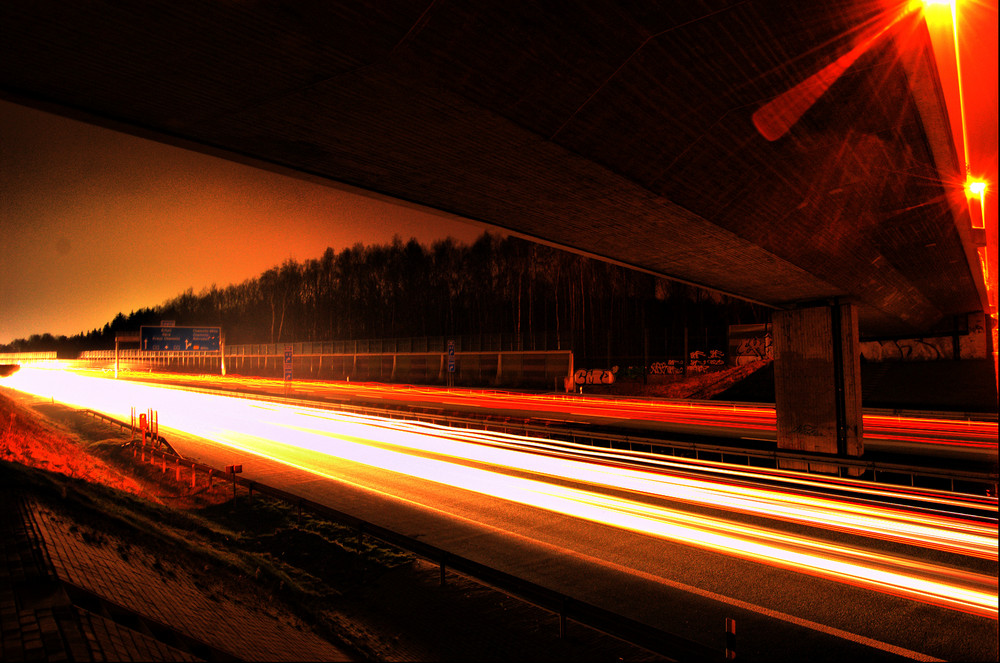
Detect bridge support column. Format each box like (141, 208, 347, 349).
(773, 302, 862, 470)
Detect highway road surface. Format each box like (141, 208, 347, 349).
(3, 365, 997, 661)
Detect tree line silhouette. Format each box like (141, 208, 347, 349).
(3, 233, 768, 366)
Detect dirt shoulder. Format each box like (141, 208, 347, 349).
(1, 386, 666, 661)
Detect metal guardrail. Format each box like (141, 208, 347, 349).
(0, 351, 57, 362)
(79, 348, 574, 389)
(81, 409, 724, 661)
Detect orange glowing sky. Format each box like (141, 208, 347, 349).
(0, 100, 487, 344)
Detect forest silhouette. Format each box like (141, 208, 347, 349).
(3, 232, 767, 366)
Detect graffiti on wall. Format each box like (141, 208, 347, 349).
(859, 316, 988, 361)
(574, 367, 617, 384)
(727, 315, 989, 363)
(645, 350, 726, 375)
(728, 324, 773, 365)
(860, 338, 947, 361)
(735, 334, 772, 360)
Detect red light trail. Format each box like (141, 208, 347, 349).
(127, 370, 996, 458)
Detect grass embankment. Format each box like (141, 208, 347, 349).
(0, 388, 411, 659)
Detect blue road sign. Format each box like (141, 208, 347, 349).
(140, 326, 220, 352)
(447, 339, 456, 373)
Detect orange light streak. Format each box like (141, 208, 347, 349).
(754, 1, 923, 141)
(42, 367, 1000, 457)
(184, 411, 998, 618)
(273, 410, 998, 558)
(944, 0, 972, 177)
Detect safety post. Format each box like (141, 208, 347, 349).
(190, 462, 197, 488)
(725, 617, 736, 659)
(139, 410, 148, 461)
(225, 465, 243, 500)
(175, 458, 181, 482)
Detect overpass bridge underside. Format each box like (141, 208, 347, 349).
(2, 1, 995, 461)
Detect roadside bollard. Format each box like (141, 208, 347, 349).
(175, 458, 181, 482)
(190, 462, 197, 488)
(726, 617, 736, 659)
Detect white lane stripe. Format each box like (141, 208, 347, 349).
(602, 562, 947, 662)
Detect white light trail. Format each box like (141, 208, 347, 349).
(3, 367, 997, 619)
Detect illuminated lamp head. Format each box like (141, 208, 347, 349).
(966, 180, 987, 196)
(917, 0, 956, 25)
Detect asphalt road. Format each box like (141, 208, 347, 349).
(158, 417, 997, 662)
(3, 367, 996, 661)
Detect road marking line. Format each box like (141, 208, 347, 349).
(589, 558, 946, 662)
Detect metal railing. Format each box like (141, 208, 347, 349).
(80, 348, 574, 389)
(0, 351, 57, 363)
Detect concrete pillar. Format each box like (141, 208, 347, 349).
(772, 302, 863, 467)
